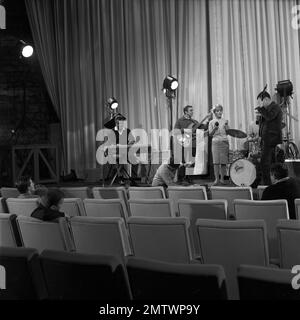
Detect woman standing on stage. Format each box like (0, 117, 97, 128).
(209, 104, 229, 185)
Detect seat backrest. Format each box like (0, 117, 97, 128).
(70, 216, 131, 260)
(40, 249, 132, 300)
(61, 198, 86, 217)
(277, 219, 300, 269)
(83, 199, 129, 220)
(128, 186, 166, 199)
(126, 257, 228, 300)
(128, 199, 175, 217)
(0, 214, 18, 247)
(0, 197, 8, 213)
(16, 216, 73, 253)
(60, 187, 92, 200)
(92, 187, 128, 201)
(257, 186, 268, 200)
(294, 199, 300, 219)
(238, 264, 300, 300)
(128, 217, 194, 263)
(178, 200, 227, 255)
(0, 247, 47, 300)
(196, 219, 269, 299)
(0, 187, 20, 198)
(210, 187, 253, 217)
(6, 198, 39, 216)
(233, 199, 289, 261)
(167, 186, 208, 216)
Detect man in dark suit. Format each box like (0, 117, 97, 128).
(262, 163, 300, 219)
(256, 91, 282, 185)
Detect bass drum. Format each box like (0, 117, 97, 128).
(229, 158, 256, 187)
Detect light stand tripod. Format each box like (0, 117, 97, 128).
(280, 95, 299, 159)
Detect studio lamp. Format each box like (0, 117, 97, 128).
(107, 97, 118, 111)
(20, 40, 34, 58)
(275, 80, 293, 98)
(163, 75, 178, 93)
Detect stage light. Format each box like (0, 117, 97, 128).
(163, 75, 178, 92)
(275, 80, 293, 98)
(107, 97, 118, 110)
(20, 40, 33, 58)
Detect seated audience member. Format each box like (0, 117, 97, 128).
(262, 163, 300, 219)
(15, 176, 38, 198)
(31, 188, 65, 222)
(152, 157, 185, 187)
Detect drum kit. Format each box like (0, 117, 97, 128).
(227, 128, 258, 187)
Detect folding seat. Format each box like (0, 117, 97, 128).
(238, 264, 300, 300)
(178, 199, 227, 255)
(40, 250, 132, 300)
(17, 216, 74, 253)
(233, 199, 289, 263)
(0, 197, 8, 213)
(0, 187, 19, 198)
(294, 199, 300, 219)
(128, 217, 194, 263)
(196, 219, 269, 299)
(257, 185, 268, 200)
(70, 217, 131, 261)
(128, 199, 175, 218)
(210, 186, 253, 218)
(128, 186, 166, 199)
(127, 257, 228, 300)
(6, 198, 39, 216)
(83, 199, 129, 220)
(0, 213, 19, 247)
(60, 187, 92, 200)
(0, 247, 47, 300)
(60, 198, 86, 217)
(167, 186, 208, 216)
(92, 186, 129, 211)
(277, 219, 300, 268)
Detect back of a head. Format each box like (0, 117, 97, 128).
(45, 189, 64, 208)
(15, 176, 31, 194)
(270, 162, 288, 180)
(168, 156, 180, 169)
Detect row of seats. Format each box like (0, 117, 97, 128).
(1, 196, 294, 259)
(1, 185, 272, 217)
(1, 214, 300, 298)
(0, 247, 298, 300)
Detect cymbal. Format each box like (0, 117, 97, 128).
(227, 129, 247, 139)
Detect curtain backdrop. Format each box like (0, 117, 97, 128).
(25, 0, 300, 174)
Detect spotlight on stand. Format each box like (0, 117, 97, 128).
(107, 97, 118, 110)
(163, 75, 178, 98)
(20, 40, 34, 58)
(275, 80, 293, 98)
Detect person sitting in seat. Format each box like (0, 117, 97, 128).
(262, 163, 300, 219)
(31, 188, 65, 222)
(15, 176, 38, 199)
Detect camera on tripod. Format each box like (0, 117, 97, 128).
(275, 80, 293, 98)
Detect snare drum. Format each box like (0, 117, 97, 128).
(229, 158, 256, 187)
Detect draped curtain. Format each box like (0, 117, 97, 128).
(25, 0, 300, 174)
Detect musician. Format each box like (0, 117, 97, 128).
(174, 105, 212, 181)
(208, 104, 229, 185)
(256, 90, 282, 185)
(109, 116, 135, 184)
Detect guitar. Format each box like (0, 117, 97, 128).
(176, 112, 213, 147)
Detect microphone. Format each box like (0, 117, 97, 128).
(215, 122, 219, 127)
